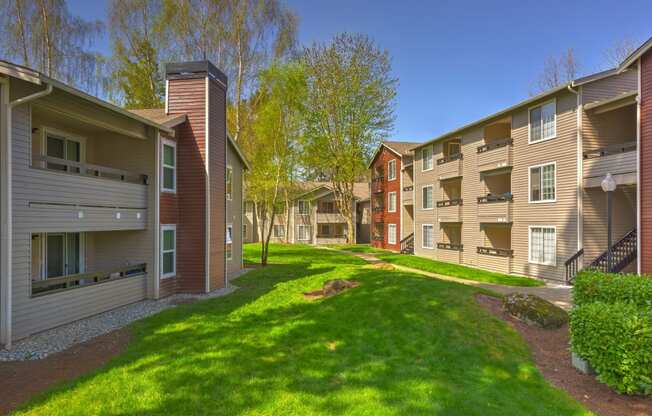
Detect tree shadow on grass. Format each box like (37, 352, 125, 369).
(17, 265, 587, 416)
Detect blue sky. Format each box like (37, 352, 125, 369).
(69, 0, 650, 143)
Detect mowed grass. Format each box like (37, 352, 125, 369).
(16, 244, 586, 415)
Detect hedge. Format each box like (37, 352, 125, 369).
(570, 301, 652, 394)
(573, 270, 652, 308)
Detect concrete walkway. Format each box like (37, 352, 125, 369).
(340, 250, 573, 310)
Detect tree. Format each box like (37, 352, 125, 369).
(107, 0, 166, 108)
(533, 48, 579, 94)
(0, 0, 104, 94)
(302, 33, 397, 244)
(245, 62, 305, 264)
(603, 37, 637, 68)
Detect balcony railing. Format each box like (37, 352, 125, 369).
(477, 138, 513, 154)
(477, 247, 513, 257)
(583, 141, 637, 187)
(583, 141, 636, 159)
(372, 206, 384, 212)
(33, 155, 148, 185)
(32, 263, 147, 297)
(437, 198, 463, 207)
(438, 242, 463, 251)
(372, 175, 385, 182)
(437, 153, 463, 165)
(477, 193, 513, 204)
(372, 235, 384, 241)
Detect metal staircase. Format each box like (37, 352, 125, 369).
(564, 228, 637, 284)
(400, 233, 414, 254)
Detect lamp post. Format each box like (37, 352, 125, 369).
(601, 173, 617, 272)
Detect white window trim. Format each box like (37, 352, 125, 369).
(160, 224, 177, 278)
(297, 224, 310, 241)
(528, 98, 557, 144)
(388, 224, 397, 244)
(388, 191, 397, 212)
(421, 145, 434, 172)
(297, 200, 310, 215)
(421, 224, 435, 249)
(387, 159, 397, 181)
(528, 225, 557, 266)
(421, 184, 434, 210)
(39, 126, 87, 167)
(273, 224, 285, 238)
(226, 165, 233, 201)
(528, 161, 557, 204)
(226, 223, 233, 261)
(161, 138, 177, 193)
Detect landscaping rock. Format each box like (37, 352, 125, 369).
(322, 279, 359, 297)
(502, 293, 568, 329)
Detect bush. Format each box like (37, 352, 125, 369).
(573, 270, 652, 308)
(570, 302, 652, 394)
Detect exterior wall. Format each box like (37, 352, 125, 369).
(356, 200, 371, 244)
(243, 201, 258, 243)
(370, 146, 402, 251)
(641, 52, 652, 274)
(581, 69, 638, 106)
(226, 140, 244, 275)
(159, 131, 179, 298)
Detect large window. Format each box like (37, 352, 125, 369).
(388, 192, 397, 212)
(273, 225, 285, 238)
(298, 200, 310, 214)
(226, 224, 233, 260)
(388, 224, 397, 244)
(31, 232, 84, 280)
(422, 146, 433, 171)
(530, 162, 556, 202)
(161, 225, 176, 277)
(422, 185, 433, 209)
(45, 132, 82, 172)
(226, 166, 233, 200)
(529, 226, 556, 265)
(297, 225, 311, 241)
(388, 159, 397, 180)
(162, 139, 176, 192)
(422, 224, 434, 249)
(529, 100, 556, 143)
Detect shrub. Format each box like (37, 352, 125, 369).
(570, 301, 652, 394)
(573, 270, 652, 308)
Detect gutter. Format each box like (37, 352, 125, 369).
(1, 81, 53, 349)
(566, 85, 584, 255)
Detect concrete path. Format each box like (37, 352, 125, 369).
(337, 250, 573, 310)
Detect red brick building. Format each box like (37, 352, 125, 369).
(369, 141, 419, 252)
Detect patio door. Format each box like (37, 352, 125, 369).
(32, 232, 84, 279)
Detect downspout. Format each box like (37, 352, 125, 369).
(567, 84, 583, 259)
(1, 81, 52, 349)
(637, 59, 642, 273)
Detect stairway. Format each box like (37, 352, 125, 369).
(400, 233, 414, 254)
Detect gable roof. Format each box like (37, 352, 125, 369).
(368, 140, 421, 168)
(619, 36, 652, 72)
(295, 181, 369, 201)
(227, 135, 250, 170)
(128, 108, 187, 128)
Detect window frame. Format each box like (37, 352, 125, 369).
(160, 224, 177, 278)
(388, 224, 397, 244)
(421, 184, 434, 210)
(528, 161, 557, 203)
(528, 99, 557, 144)
(226, 165, 233, 201)
(226, 223, 233, 261)
(161, 138, 177, 193)
(273, 224, 285, 238)
(387, 159, 397, 181)
(421, 145, 434, 172)
(297, 224, 311, 241)
(422, 224, 434, 249)
(528, 225, 557, 266)
(297, 200, 310, 215)
(387, 191, 397, 212)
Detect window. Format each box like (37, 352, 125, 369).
(31, 232, 84, 280)
(388, 224, 397, 244)
(226, 224, 233, 260)
(243, 224, 247, 238)
(320, 201, 335, 213)
(422, 146, 433, 171)
(388, 192, 397, 212)
(529, 100, 556, 143)
(529, 226, 556, 265)
(388, 159, 397, 180)
(447, 139, 461, 156)
(273, 225, 285, 238)
(422, 224, 434, 249)
(529, 162, 556, 202)
(319, 224, 332, 236)
(422, 185, 433, 209)
(226, 166, 233, 200)
(298, 200, 310, 214)
(162, 139, 176, 192)
(161, 225, 176, 277)
(297, 225, 310, 241)
(43, 129, 83, 172)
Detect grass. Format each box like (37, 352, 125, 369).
(324, 243, 388, 254)
(16, 244, 587, 415)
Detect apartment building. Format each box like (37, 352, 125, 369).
(244, 182, 370, 245)
(0, 60, 247, 347)
(409, 54, 644, 283)
(369, 141, 419, 252)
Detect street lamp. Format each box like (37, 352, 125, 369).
(601, 173, 617, 272)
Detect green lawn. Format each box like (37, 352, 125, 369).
(324, 243, 388, 253)
(16, 244, 586, 415)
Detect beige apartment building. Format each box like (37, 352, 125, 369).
(411, 67, 638, 283)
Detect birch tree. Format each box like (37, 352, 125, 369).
(532, 48, 579, 94)
(302, 33, 397, 243)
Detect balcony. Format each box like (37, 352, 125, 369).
(437, 198, 463, 223)
(372, 235, 384, 241)
(372, 176, 385, 193)
(32, 263, 147, 297)
(437, 153, 463, 180)
(477, 246, 513, 257)
(403, 185, 414, 205)
(477, 193, 513, 223)
(583, 142, 637, 188)
(437, 242, 463, 251)
(316, 212, 346, 223)
(477, 138, 513, 173)
(25, 156, 149, 231)
(372, 205, 384, 213)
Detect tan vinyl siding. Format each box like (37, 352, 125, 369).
(581, 69, 638, 105)
(226, 140, 244, 274)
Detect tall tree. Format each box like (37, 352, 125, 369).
(532, 48, 579, 95)
(107, 0, 166, 108)
(0, 0, 104, 93)
(302, 33, 397, 244)
(603, 37, 638, 68)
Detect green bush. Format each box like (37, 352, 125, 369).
(573, 270, 652, 308)
(570, 302, 652, 394)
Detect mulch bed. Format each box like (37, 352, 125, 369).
(0, 328, 130, 415)
(476, 294, 652, 416)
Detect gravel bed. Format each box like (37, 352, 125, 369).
(0, 285, 238, 362)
